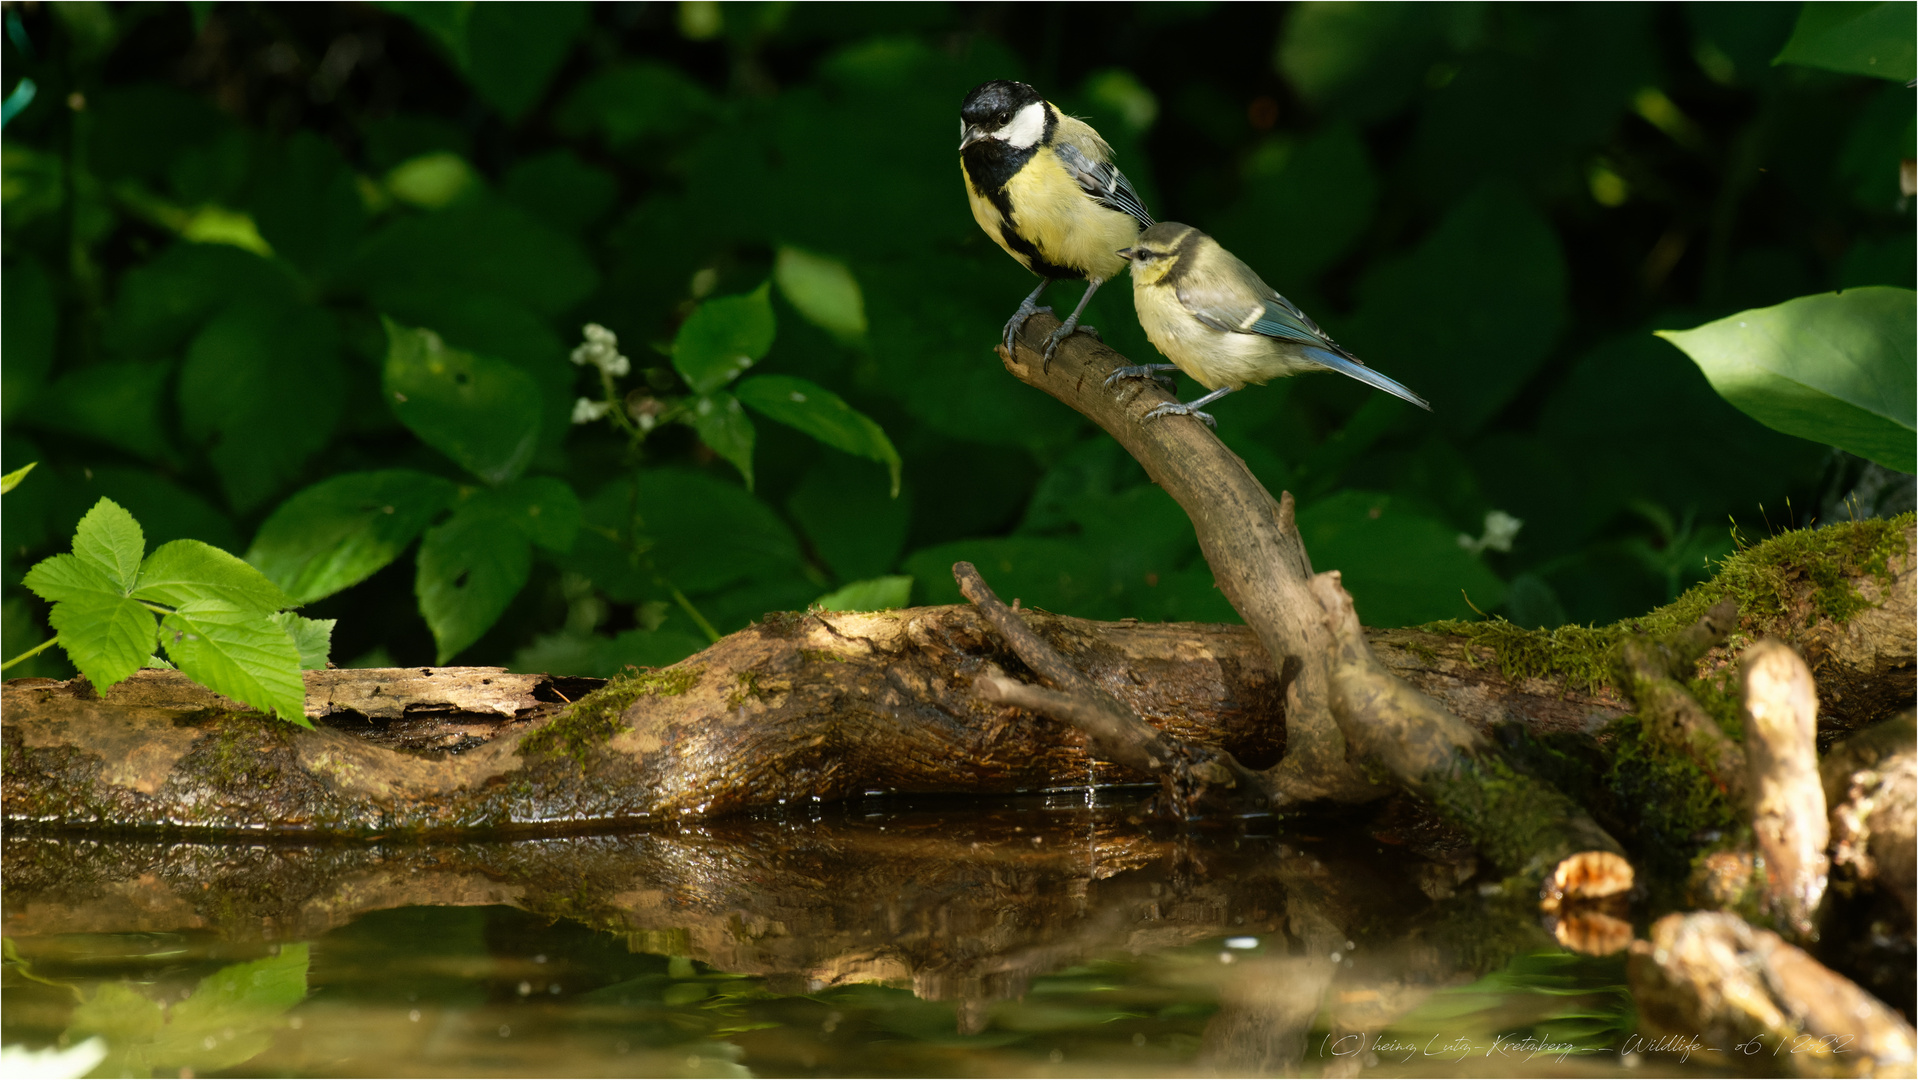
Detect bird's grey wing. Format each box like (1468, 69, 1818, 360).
(1175, 283, 1330, 350)
(1051, 140, 1155, 228)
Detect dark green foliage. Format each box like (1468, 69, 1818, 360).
(2, 3, 1905, 678)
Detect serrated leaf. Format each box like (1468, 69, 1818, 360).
(135, 540, 297, 614)
(23, 552, 121, 605)
(774, 246, 867, 341)
(685, 392, 757, 489)
(73, 497, 146, 592)
(245, 470, 459, 604)
(812, 575, 912, 612)
(270, 613, 335, 670)
(416, 500, 534, 663)
(736, 375, 901, 496)
(159, 600, 307, 724)
(1656, 287, 1916, 473)
(1, 460, 37, 493)
(671, 283, 776, 394)
(48, 591, 158, 692)
(382, 318, 543, 484)
(634, 468, 805, 594)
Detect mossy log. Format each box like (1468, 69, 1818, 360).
(2, 518, 1911, 836)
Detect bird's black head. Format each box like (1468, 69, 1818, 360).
(960, 80, 1042, 129)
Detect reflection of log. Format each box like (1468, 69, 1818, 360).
(1628, 911, 1916, 1078)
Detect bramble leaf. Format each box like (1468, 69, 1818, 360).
(671, 283, 776, 395)
(270, 613, 335, 670)
(135, 539, 297, 614)
(382, 319, 543, 485)
(684, 392, 757, 489)
(736, 375, 901, 496)
(73, 498, 145, 593)
(245, 470, 459, 604)
(159, 600, 307, 724)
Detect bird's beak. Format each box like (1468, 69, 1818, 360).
(1116, 247, 1136, 260)
(958, 123, 989, 151)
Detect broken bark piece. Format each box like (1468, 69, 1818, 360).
(1742, 639, 1829, 938)
(1616, 598, 1749, 801)
(304, 666, 551, 720)
(1310, 570, 1630, 913)
(1629, 910, 1916, 1078)
(954, 561, 1265, 812)
(1823, 713, 1917, 924)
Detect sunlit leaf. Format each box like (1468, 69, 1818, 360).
(0, 460, 35, 494)
(158, 600, 307, 723)
(45, 587, 158, 692)
(271, 613, 336, 669)
(672, 283, 777, 395)
(72, 497, 146, 592)
(1656, 287, 1916, 473)
(774, 246, 867, 342)
(245, 470, 460, 604)
(383, 319, 543, 485)
(385, 151, 479, 208)
(736, 375, 900, 496)
(812, 575, 912, 612)
(135, 539, 297, 614)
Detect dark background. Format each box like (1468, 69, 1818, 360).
(3, 2, 1911, 676)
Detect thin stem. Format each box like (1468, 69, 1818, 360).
(1, 635, 59, 672)
(670, 585, 722, 644)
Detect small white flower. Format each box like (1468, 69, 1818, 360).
(571, 397, 611, 424)
(570, 323, 631, 377)
(1459, 509, 1524, 555)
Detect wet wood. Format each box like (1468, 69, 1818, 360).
(1628, 911, 1916, 1078)
(1824, 713, 1917, 923)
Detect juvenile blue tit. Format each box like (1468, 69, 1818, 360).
(959, 79, 1155, 362)
(1112, 222, 1430, 426)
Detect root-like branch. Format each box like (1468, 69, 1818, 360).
(1742, 639, 1828, 937)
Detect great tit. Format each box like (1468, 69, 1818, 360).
(959, 79, 1155, 362)
(1111, 222, 1430, 426)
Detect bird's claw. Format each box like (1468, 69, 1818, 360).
(1142, 402, 1218, 428)
(1040, 322, 1097, 365)
(1104, 364, 1181, 390)
(1001, 304, 1054, 353)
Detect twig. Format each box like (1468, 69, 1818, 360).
(953, 561, 1265, 811)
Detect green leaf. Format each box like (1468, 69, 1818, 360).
(1655, 288, 1916, 473)
(1774, 2, 1916, 82)
(244, 470, 459, 604)
(501, 150, 617, 234)
(134, 540, 297, 614)
(554, 61, 718, 146)
(103, 242, 302, 357)
(248, 132, 367, 277)
(384, 151, 479, 209)
(774, 246, 868, 341)
(1296, 491, 1507, 627)
(672, 283, 777, 394)
(735, 375, 901, 496)
(177, 299, 345, 511)
(48, 590, 158, 692)
(380, 2, 472, 63)
(270, 613, 335, 670)
(471, 476, 583, 551)
(73, 497, 146, 592)
(812, 575, 912, 612)
(159, 600, 308, 724)
(2, 256, 54, 422)
(634, 468, 805, 594)
(787, 454, 910, 582)
(463, 1, 588, 118)
(68, 945, 309, 1078)
(0, 460, 35, 493)
(352, 196, 598, 319)
(685, 392, 758, 489)
(382, 319, 543, 485)
(415, 497, 535, 662)
(1209, 124, 1380, 287)
(31, 361, 176, 462)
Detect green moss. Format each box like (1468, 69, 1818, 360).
(725, 671, 763, 708)
(521, 665, 704, 766)
(1421, 751, 1593, 882)
(1601, 713, 1738, 879)
(1423, 514, 1912, 693)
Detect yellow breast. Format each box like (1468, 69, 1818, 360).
(1002, 148, 1139, 281)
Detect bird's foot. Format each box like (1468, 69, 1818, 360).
(1001, 303, 1054, 353)
(1103, 364, 1180, 389)
(1142, 401, 1218, 428)
(1040, 321, 1098, 367)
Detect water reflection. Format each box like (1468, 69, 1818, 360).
(2, 792, 1658, 1076)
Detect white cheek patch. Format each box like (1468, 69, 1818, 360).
(1000, 101, 1046, 149)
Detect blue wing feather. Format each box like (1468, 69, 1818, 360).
(1300, 346, 1431, 410)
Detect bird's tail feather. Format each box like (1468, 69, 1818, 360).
(1303, 347, 1431, 411)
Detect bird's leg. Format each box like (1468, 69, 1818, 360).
(1041, 276, 1106, 368)
(1103, 363, 1180, 389)
(1142, 386, 1234, 429)
(1002, 279, 1053, 353)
